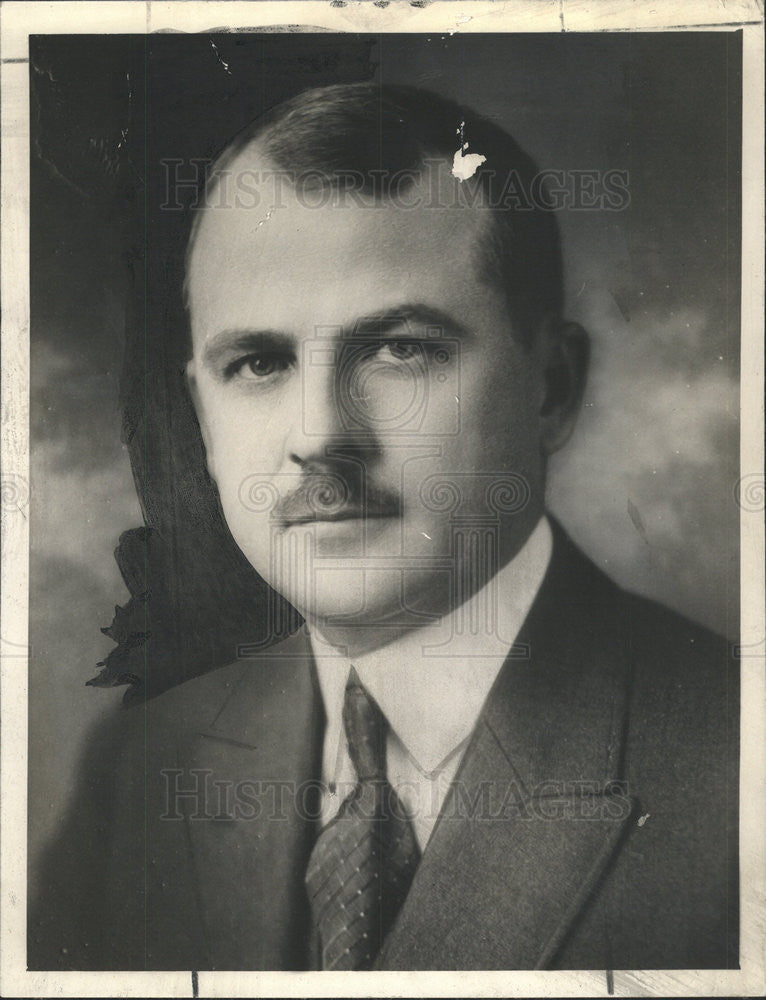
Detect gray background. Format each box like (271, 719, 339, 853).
(28, 32, 741, 880)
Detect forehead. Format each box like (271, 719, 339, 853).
(187, 149, 500, 345)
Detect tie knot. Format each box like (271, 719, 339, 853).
(342, 668, 387, 781)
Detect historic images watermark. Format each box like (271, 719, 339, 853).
(161, 158, 630, 213)
(734, 472, 765, 512)
(159, 769, 634, 824)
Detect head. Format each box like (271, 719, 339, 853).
(184, 83, 588, 654)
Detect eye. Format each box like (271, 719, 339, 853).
(360, 340, 424, 365)
(384, 340, 421, 361)
(227, 353, 291, 380)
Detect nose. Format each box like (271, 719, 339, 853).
(284, 344, 360, 467)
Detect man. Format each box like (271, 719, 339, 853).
(29, 83, 738, 971)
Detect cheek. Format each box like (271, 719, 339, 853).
(200, 408, 279, 572)
(194, 388, 289, 527)
(457, 352, 540, 461)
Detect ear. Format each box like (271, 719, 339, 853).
(536, 318, 590, 455)
(185, 360, 217, 483)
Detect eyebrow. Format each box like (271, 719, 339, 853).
(201, 302, 470, 367)
(351, 304, 469, 340)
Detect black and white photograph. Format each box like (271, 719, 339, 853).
(1, 1, 764, 996)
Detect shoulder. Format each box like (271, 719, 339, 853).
(617, 588, 738, 775)
(103, 626, 312, 753)
(618, 584, 732, 663)
(616, 585, 736, 713)
(546, 519, 738, 764)
(86, 659, 246, 767)
(604, 573, 737, 720)
(559, 534, 739, 818)
(548, 518, 736, 683)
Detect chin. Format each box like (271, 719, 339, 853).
(288, 564, 434, 637)
(281, 569, 365, 622)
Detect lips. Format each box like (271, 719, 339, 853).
(284, 505, 397, 525)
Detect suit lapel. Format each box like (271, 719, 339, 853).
(177, 627, 322, 970)
(377, 527, 638, 970)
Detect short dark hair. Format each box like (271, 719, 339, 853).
(187, 82, 564, 344)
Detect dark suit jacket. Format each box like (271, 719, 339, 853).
(29, 525, 739, 970)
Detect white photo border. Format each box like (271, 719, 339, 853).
(2, 2, 764, 997)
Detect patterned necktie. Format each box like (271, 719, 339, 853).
(305, 668, 421, 970)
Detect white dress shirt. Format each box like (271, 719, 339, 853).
(310, 515, 553, 851)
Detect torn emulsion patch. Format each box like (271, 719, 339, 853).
(451, 121, 486, 181)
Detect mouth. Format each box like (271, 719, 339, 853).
(282, 506, 399, 527)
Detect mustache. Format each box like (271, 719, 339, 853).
(272, 473, 401, 524)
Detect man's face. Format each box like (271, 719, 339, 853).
(187, 153, 548, 649)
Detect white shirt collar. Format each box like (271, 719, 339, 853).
(310, 515, 553, 776)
